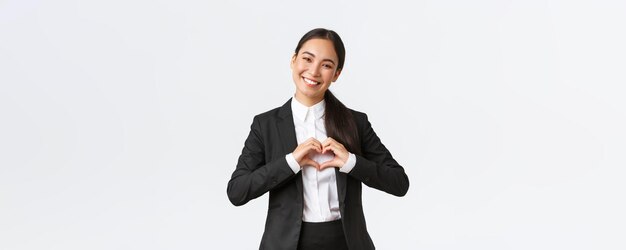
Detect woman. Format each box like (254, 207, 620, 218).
(227, 28, 409, 250)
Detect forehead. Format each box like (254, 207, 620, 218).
(299, 38, 338, 60)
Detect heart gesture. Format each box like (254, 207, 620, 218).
(292, 137, 350, 170)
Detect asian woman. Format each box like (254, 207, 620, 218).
(227, 28, 409, 250)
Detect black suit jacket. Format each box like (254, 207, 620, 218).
(227, 98, 409, 250)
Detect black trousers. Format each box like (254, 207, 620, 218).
(297, 219, 349, 250)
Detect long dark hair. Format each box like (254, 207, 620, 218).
(294, 28, 361, 155)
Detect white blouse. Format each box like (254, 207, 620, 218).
(285, 97, 356, 222)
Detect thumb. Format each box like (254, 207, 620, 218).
(301, 157, 320, 169)
(319, 159, 340, 170)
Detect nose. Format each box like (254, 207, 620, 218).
(308, 64, 321, 77)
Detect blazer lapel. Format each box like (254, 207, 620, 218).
(277, 98, 303, 201)
(335, 168, 347, 206)
(277, 98, 297, 155)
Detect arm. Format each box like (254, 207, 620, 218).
(227, 116, 295, 206)
(348, 113, 410, 197)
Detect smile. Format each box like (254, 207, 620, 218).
(303, 77, 320, 86)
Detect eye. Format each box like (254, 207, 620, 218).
(302, 57, 312, 63)
(323, 64, 333, 69)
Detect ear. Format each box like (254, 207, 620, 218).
(290, 53, 296, 70)
(331, 68, 342, 82)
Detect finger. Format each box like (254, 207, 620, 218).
(301, 157, 320, 169)
(334, 144, 350, 161)
(321, 140, 333, 154)
(323, 143, 341, 155)
(326, 144, 350, 161)
(319, 159, 342, 170)
(322, 137, 334, 148)
(301, 143, 316, 152)
(294, 144, 318, 161)
(324, 137, 343, 147)
(307, 138, 322, 152)
(307, 143, 322, 153)
(314, 142, 322, 152)
(322, 138, 345, 154)
(294, 145, 309, 160)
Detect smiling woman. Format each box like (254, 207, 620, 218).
(227, 28, 409, 250)
(291, 38, 341, 104)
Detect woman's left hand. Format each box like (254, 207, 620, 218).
(319, 137, 350, 170)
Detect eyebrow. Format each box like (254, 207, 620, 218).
(302, 51, 336, 65)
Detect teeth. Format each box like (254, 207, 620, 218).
(303, 77, 319, 85)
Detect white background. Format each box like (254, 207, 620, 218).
(1, 0, 625, 249)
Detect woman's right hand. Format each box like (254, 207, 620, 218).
(292, 137, 322, 169)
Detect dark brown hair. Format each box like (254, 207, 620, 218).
(294, 28, 361, 155)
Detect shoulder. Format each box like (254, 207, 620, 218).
(249, 99, 291, 125)
(348, 108, 369, 124)
(254, 106, 282, 121)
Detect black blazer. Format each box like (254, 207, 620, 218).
(227, 98, 409, 250)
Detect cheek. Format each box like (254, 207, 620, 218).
(292, 63, 305, 74)
(323, 71, 335, 82)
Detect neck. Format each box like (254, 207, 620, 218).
(294, 93, 324, 107)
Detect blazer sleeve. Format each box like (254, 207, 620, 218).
(227, 116, 295, 206)
(348, 113, 410, 197)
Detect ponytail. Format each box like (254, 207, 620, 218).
(324, 91, 361, 155)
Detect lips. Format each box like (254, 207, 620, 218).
(302, 77, 320, 86)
